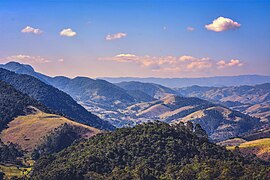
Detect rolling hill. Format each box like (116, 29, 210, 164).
(0, 68, 114, 130)
(0, 79, 101, 154)
(226, 138, 270, 161)
(0, 109, 101, 153)
(124, 94, 262, 141)
(176, 83, 270, 122)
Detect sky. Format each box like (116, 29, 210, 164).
(0, 0, 270, 78)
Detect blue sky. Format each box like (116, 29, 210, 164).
(0, 0, 269, 78)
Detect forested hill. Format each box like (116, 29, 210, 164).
(32, 122, 270, 180)
(0, 68, 114, 130)
(0, 80, 50, 131)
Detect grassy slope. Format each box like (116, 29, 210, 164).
(0, 109, 101, 152)
(227, 138, 270, 161)
(0, 164, 31, 179)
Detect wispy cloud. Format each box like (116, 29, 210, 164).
(106, 32, 127, 40)
(205, 17, 241, 32)
(60, 28, 77, 37)
(187, 27, 195, 31)
(100, 54, 244, 73)
(3, 54, 51, 64)
(21, 26, 43, 35)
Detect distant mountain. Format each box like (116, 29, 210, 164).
(0, 62, 138, 110)
(102, 75, 270, 88)
(31, 122, 270, 180)
(0, 68, 114, 130)
(0, 61, 51, 84)
(176, 83, 270, 122)
(0, 62, 165, 127)
(0, 62, 265, 138)
(124, 94, 262, 141)
(48, 77, 137, 110)
(116, 81, 181, 99)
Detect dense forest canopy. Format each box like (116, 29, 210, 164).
(32, 122, 270, 180)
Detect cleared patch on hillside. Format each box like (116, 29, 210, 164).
(0, 109, 101, 152)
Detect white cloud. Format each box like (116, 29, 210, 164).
(4, 54, 51, 64)
(187, 27, 195, 31)
(205, 17, 241, 32)
(60, 28, 77, 37)
(106, 32, 127, 40)
(217, 59, 243, 68)
(100, 54, 244, 73)
(58, 58, 65, 62)
(21, 26, 43, 35)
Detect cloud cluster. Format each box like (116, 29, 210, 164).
(100, 54, 244, 73)
(217, 59, 243, 68)
(205, 17, 241, 32)
(106, 32, 127, 40)
(4, 54, 51, 64)
(21, 26, 43, 35)
(60, 28, 77, 37)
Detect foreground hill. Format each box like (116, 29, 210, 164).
(0, 68, 114, 130)
(176, 83, 270, 122)
(32, 122, 270, 179)
(124, 94, 261, 141)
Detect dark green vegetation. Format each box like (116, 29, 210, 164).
(0, 140, 23, 164)
(32, 122, 270, 180)
(0, 80, 49, 131)
(0, 68, 114, 130)
(32, 123, 84, 160)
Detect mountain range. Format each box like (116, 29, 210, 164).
(103, 75, 270, 88)
(176, 83, 270, 122)
(0, 61, 268, 142)
(0, 61, 269, 179)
